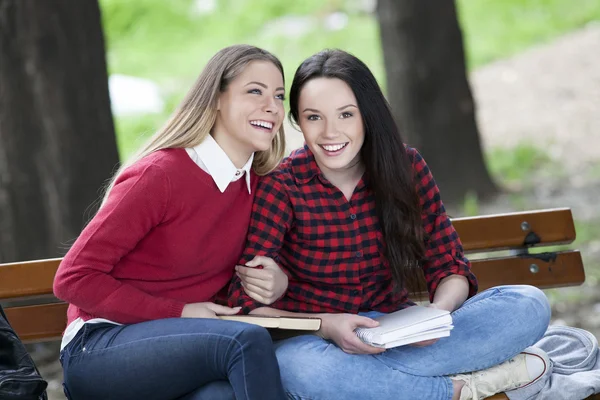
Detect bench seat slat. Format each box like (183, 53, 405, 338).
(453, 208, 576, 252)
(4, 302, 68, 342)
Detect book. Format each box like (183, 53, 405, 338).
(355, 305, 453, 349)
(219, 314, 322, 331)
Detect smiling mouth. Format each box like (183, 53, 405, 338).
(250, 120, 274, 133)
(319, 143, 348, 153)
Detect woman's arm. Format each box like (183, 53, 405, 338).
(228, 173, 294, 312)
(408, 147, 478, 304)
(236, 255, 288, 305)
(53, 163, 186, 323)
(431, 274, 469, 312)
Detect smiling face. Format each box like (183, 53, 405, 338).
(297, 77, 365, 178)
(212, 60, 285, 167)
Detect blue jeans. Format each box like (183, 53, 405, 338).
(274, 285, 551, 400)
(60, 318, 286, 400)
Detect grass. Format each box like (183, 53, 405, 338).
(457, 0, 600, 67)
(98, 0, 600, 159)
(486, 142, 554, 184)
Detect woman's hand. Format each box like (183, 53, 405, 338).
(318, 314, 385, 355)
(181, 302, 241, 318)
(236, 256, 288, 305)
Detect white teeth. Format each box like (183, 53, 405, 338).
(250, 120, 273, 130)
(322, 143, 347, 152)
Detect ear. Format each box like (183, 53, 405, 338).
(216, 97, 221, 111)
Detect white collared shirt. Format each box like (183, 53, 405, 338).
(186, 134, 254, 193)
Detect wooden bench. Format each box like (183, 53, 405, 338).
(1, 207, 598, 399)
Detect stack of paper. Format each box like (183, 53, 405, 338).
(355, 305, 453, 349)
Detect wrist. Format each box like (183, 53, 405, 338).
(315, 313, 329, 339)
(431, 301, 454, 313)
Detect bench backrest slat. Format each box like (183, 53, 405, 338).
(453, 208, 576, 252)
(0, 258, 61, 300)
(2, 250, 584, 342)
(0, 208, 586, 345)
(0, 209, 579, 300)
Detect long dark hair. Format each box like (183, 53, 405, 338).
(289, 49, 426, 295)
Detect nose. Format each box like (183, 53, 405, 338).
(263, 96, 279, 114)
(324, 118, 341, 139)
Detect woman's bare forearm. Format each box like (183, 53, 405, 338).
(431, 274, 469, 312)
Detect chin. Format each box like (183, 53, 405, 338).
(251, 141, 273, 153)
(319, 159, 348, 171)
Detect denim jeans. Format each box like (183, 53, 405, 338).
(274, 285, 551, 400)
(59, 318, 286, 400)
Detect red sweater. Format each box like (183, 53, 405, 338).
(53, 148, 257, 326)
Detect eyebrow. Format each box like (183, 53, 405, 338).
(302, 104, 358, 113)
(245, 81, 285, 91)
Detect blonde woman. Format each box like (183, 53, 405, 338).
(53, 45, 288, 400)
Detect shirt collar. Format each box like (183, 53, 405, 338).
(290, 144, 368, 191)
(191, 134, 254, 193)
(291, 145, 323, 185)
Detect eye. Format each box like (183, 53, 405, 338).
(340, 112, 353, 119)
(248, 88, 262, 95)
(276, 93, 285, 101)
(307, 114, 321, 121)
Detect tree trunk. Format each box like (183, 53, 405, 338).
(376, 0, 498, 206)
(0, 0, 120, 262)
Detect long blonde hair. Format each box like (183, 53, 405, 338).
(102, 45, 286, 205)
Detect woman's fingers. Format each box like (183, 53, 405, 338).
(205, 303, 242, 315)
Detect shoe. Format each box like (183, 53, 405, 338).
(452, 346, 549, 400)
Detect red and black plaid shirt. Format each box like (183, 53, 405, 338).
(228, 145, 477, 314)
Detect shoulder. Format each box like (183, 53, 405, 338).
(403, 144, 430, 175)
(113, 150, 183, 196)
(141, 148, 190, 175)
(254, 147, 312, 199)
(403, 144, 421, 164)
(262, 148, 303, 185)
(124, 148, 197, 182)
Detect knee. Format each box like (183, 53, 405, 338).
(233, 323, 273, 350)
(275, 337, 324, 385)
(518, 285, 550, 319)
(507, 285, 551, 335)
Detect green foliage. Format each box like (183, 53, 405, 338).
(458, 0, 600, 68)
(98, 0, 600, 160)
(462, 191, 480, 217)
(573, 219, 600, 245)
(114, 113, 164, 159)
(486, 142, 552, 182)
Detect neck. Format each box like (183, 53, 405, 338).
(210, 129, 253, 169)
(318, 159, 365, 195)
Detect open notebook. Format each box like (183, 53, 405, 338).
(355, 305, 453, 349)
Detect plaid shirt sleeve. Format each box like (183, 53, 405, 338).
(228, 172, 294, 313)
(408, 147, 478, 302)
